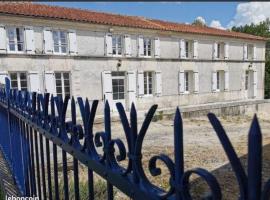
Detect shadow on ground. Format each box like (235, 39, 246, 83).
(191, 143, 270, 199)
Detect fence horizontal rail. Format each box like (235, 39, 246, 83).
(0, 77, 269, 200)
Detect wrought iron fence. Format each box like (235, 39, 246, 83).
(0, 77, 269, 199)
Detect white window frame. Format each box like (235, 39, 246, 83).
(216, 70, 225, 92)
(52, 30, 68, 55)
(143, 38, 152, 57)
(6, 27, 25, 53)
(112, 35, 123, 57)
(245, 70, 249, 90)
(9, 72, 28, 91)
(247, 44, 254, 60)
(143, 71, 154, 96)
(184, 71, 190, 94)
(55, 72, 71, 98)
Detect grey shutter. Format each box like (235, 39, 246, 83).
(138, 35, 144, 57)
(45, 71, 56, 95)
(43, 28, 53, 54)
(155, 71, 162, 96)
(224, 42, 229, 59)
(193, 71, 199, 93)
(154, 37, 160, 58)
(179, 71, 184, 94)
(137, 71, 144, 96)
(225, 71, 229, 91)
(213, 42, 218, 59)
(105, 33, 112, 56)
(127, 71, 136, 109)
(0, 71, 8, 86)
(0, 25, 6, 53)
(243, 44, 248, 60)
(124, 35, 131, 57)
(68, 30, 77, 55)
(253, 70, 257, 98)
(180, 39, 185, 58)
(212, 71, 217, 92)
(253, 45, 257, 60)
(28, 71, 40, 92)
(193, 40, 198, 59)
(25, 26, 35, 54)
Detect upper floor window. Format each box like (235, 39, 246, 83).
(7, 27, 24, 52)
(55, 72, 71, 98)
(112, 35, 122, 56)
(143, 38, 152, 57)
(10, 72, 28, 91)
(185, 41, 193, 58)
(247, 44, 254, 60)
(144, 71, 154, 95)
(216, 42, 225, 59)
(53, 30, 68, 54)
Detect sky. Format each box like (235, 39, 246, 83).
(42, 2, 270, 30)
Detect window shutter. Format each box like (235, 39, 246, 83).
(213, 42, 218, 59)
(137, 71, 144, 96)
(225, 71, 229, 91)
(124, 35, 131, 57)
(105, 33, 112, 56)
(28, 71, 40, 93)
(43, 28, 53, 54)
(180, 39, 185, 58)
(127, 71, 136, 109)
(154, 37, 160, 58)
(138, 35, 144, 57)
(253, 70, 257, 98)
(224, 42, 229, 59)
(155, 71, 162, 96)
(68, 30, 77, 55)
(253, 45, 256, 60)
(212, 71, 217, 92)
(193, 71, 199, 93)
(0, 25, 6, 53)
(45, 71, 56, 95)
(25, 26, 35, 54)
(179, 71, 185, 94)
(102, 71, 113, 109)
(243, 43, 248, 60)
(0, 71, 8, 86)
(193, 40, 198, 59)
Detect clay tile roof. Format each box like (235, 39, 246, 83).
(0, 2, 267, 41)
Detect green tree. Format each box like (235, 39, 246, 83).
(232, 19, 270, 98)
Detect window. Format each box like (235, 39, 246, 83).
(112, 71, 125, 100)
(217, 43, 221, 59)
(7, 27, 24, 52)
(144, 72, 153, 95)
(185, 41, 189, 58)
(53, 30, 68, 54)
(112, 35, 122, 56)
(143, 38, 152, 57)
(245, 71, 249, 90)
(184, 71, 189, 92)
(55, 72, 71, 98)
(10, 72, 28, 91)
(247, 44, 254, 60)
(216, 70, 225, 91)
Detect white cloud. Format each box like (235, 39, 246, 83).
(228, 2, 270, 27)
(210, 20, 225, 30)
(195, 16, 206, 25)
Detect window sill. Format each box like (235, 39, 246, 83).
(142, 94, 154, 98)
(7, 51, 25, 54)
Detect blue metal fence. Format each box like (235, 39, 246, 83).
(0, 77, 269, 199)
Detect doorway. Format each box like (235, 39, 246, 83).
(111, 71, 126, 110)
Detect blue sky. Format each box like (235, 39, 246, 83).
(41, 2, 270, 29)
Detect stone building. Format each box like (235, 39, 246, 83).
(0, 3, 267, 113)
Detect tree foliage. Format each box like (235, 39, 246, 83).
(232, 19, 270, 98)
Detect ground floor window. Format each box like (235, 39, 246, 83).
(245, 70, 249, 90)
(55, 72, 71, 98)
(183, 71, 194, 93)
(112, 71, 125, 100)
(144, 71, 154, 95)
(216, 70, 225, 91)
(9, 72, 27, 91)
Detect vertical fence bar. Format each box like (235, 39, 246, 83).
(62, 150, 69, 200)
(39, 134, 47, 199)
(73, 158, 79, 200)
(46, 138, 53, 200)
(53, 144, 59, 200)
(88, 169, 94, 200)
(28, 126, 36, 196)
(34, 130, 41, 199)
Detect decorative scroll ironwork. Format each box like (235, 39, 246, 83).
(0, 77, 268, 199)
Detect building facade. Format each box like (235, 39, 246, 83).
(0, 3, 267, 113)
